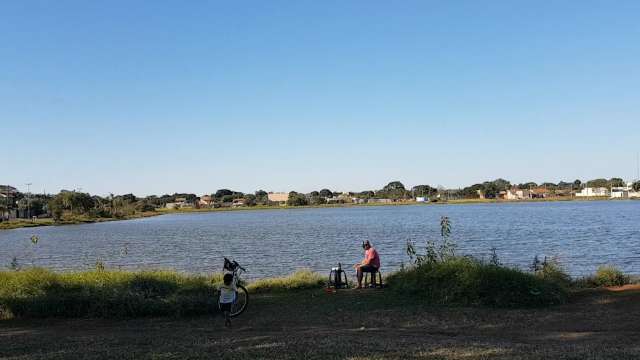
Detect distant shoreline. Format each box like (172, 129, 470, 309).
(1, 196, 635, 231)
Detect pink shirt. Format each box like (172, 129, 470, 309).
(364, 247, 380, 269)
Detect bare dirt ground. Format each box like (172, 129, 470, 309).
(1, 286, 639, 359)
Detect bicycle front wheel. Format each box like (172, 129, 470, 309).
(230, 285, 249, 318)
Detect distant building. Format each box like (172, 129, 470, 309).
(554, 189, 572, 197)
(610, 182, 637, 199)
(0, 185, 18, 196)
(505, 189, 531, 200)
(165, 197, 194, 209)
(530, 187, 550, 198)
(232, 198, 245, 207)
(368, 198, 393, 204)
(198, 195, 214, 207)
(416, 197, 427, 202)
(268, 192, 289, 204)
(576, 187, 609, 197)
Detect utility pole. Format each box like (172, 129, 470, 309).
(25, 183, 32, 219)
(3, 185, 7, 221)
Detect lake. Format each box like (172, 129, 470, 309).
(1, 201, 639, 279)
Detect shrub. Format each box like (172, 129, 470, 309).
(593, 266, 629, 287)
(534, 258, 572, 289)
(387, 257, 568, 308)
(248, 269, 325, 294)
(576, 265, 631, 288)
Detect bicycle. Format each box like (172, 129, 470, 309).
(220, 257, 249, 318)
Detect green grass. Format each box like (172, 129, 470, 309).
(247, 269, 325, 293)
(0, 212, 160, 230)
(0, 268, 326, 319)
(0, 268, 223, 319)
(0, 219, 54, 230)
(387, 257, 569, 307)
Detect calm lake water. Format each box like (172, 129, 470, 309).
(1, 201, 639, 279)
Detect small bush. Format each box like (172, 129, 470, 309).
(576, 266, 630, 288)
(387, 257, 568, 308)
(535, 258, 572, 289)
(248, 269, 325, 294)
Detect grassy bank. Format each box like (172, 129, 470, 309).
(0, 269, 325, 319)
(2, 262, 630, 320)
(0, 212, 160, 230)
(1, 266, 639, 359)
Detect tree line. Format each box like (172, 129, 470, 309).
(2, 178, 639, 219)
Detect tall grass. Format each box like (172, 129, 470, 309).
(0, 268, 326, 319)
(387, 257, 568, 307)
(248, 269, 325, 293)
(574, 265, 631, 288)
(0, 269, 223, 319)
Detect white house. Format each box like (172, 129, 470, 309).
(576, 187, 609, 197)
(612, 182, 640, 198)
(505, 189, 531, 200)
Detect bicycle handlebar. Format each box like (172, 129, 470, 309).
(224, 257, 246, 272)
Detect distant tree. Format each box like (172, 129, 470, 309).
(540, 182, 558, 189)
(608, 178, 625, 187)
(254, 190, 268, 204)
(383, 181, 405, 192)
(319, 189, 333, 198)
(48, 197, 64, 222)
(412, 185, 437, 197)
(573, 179, 582, 188)
(135, 201, 156, 212)
(243, 194, 257, 206)
(587, 178, 608, 188)
(490, 178, 511, 190)
(358, 191, 375, 199)
(287, 191, 308, 206)
(121, 193, 137, 202)
(482, 182, 500, 199)
(557, 181, 572, 188)
(309, 194, 326, 205)
(381, 181, 408, 199)
(221, 194, 234, 203)
(460, 183, 484, 199)
(309, 191, 320, 197)
(215, 189, 233, 198)
(517, 182, 537, 189)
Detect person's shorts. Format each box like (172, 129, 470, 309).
(219, 303, 232, 312)
(359, 265, 378, 273)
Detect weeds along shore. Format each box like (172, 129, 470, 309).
(0, 262, 632, 319)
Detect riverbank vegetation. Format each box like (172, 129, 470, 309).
(0, 268, 330, 319)
(3, 177, 639, 231)
(0, 262, 633, 320)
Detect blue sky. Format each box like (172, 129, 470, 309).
(2, 1, 639, 196)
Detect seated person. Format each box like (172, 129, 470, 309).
(354, 240, 380, 288)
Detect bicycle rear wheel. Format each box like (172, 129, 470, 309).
(230, 285, 249, 318)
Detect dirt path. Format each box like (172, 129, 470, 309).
(1, 286, 640, 359)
